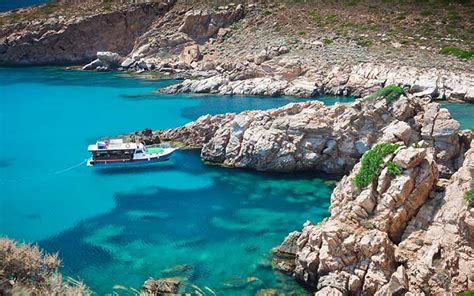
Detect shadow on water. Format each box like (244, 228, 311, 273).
(0, 158, 14, 169)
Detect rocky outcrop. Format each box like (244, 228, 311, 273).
(0, 1, 175, 65)
(158, 113, 235, 148)
(157, 93, 462, 175)
(287, 144, 437, 293)
(392, 141, 474, 295)
(177, 5, 244, 43)
(160, 62, 474, 102)
(275, 140, 473, 295)
(125, 128, 161, 145)
(141, 278, 180, 295)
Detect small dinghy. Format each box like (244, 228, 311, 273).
(87, 139, 176, 167)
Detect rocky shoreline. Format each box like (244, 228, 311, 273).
(128, 88, 474, 294)
(1, 0, 473, 295)
(1, 1, 473, 102)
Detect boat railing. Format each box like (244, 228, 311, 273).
(146, 142, 173, 149)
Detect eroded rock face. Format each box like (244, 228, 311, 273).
(278, 140, 473, 295)
(160, 62, 474, 102)
(158, 113, 235, 148)
(157, 95, 461, 175)
(284, 145, 438, 294)
(392, 142, 474, 295)
(0, 1, 175, 65)
(178, 5, 244, 42)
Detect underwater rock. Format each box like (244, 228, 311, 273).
(142, 278, 180, 294)
(256, 288, 280, 296)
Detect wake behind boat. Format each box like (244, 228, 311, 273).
(87, 139, 176, 167)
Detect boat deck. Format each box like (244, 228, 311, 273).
(145, 147, 165, 154)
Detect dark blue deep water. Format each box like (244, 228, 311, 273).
(0, 67, 358, 295)
(0, 0, 47, 12)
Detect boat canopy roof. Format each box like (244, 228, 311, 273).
(88, 139, 144, 152)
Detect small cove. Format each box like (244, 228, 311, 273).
(0, 67, 348, 295)
(1, 67, 472, 294)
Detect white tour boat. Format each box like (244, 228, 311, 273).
(87, 139, 176, 167)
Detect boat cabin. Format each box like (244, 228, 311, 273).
(87, 139, 144, 161)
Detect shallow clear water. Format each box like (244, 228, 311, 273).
(0, 67, 353, 295)
(440, 102, 474, 130)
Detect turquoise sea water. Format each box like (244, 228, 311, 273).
(1, 68, 472, 295)
(440, 102, 474, 130)
(0, 67, 355, 295)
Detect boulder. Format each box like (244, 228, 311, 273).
(142, 278, 180, 294)
(179, 44, 202, 64)
(392, 147, 426, 169)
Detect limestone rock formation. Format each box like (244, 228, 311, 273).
(157, 94, 462, 175)
(274, 145, 437, 294)
(160, 62, 474, 102)
(273, 140, 473, 295)
(276, 140, 473, 295)
(392, 141, 474, 295)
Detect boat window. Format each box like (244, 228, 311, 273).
(135, 150, 143, 154)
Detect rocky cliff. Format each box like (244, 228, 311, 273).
(157, 89, 464, 176)
(0, 0, 175, 65)
(273, 139, 473, 295)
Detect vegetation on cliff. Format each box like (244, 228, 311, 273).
(353, 143, 400, 190)
(465, 183, 474, 203)
(0, 238, 89, 295)
(366, 85, 405, 103)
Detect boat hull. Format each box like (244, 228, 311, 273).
(87, 150, 174, 167)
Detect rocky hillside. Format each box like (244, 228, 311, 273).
(1, 0, 472, 101)
(273, 137, 474, 295)
(0, 0, 175, 65)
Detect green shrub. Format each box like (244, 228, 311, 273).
(458, 290, 474, 296)
(353, 143, 400, 191)
(361, 219, 376, 229)
(298, 31, 306, 36)
(465, 188, 474, 203)
(387, 161, 401, 177)
(440, 47, 474, 60)
(366, 85, 405, 103)
(323, 38, 333, 45)
(420, 10, 433, 16)
(357, 38, 373, 47)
